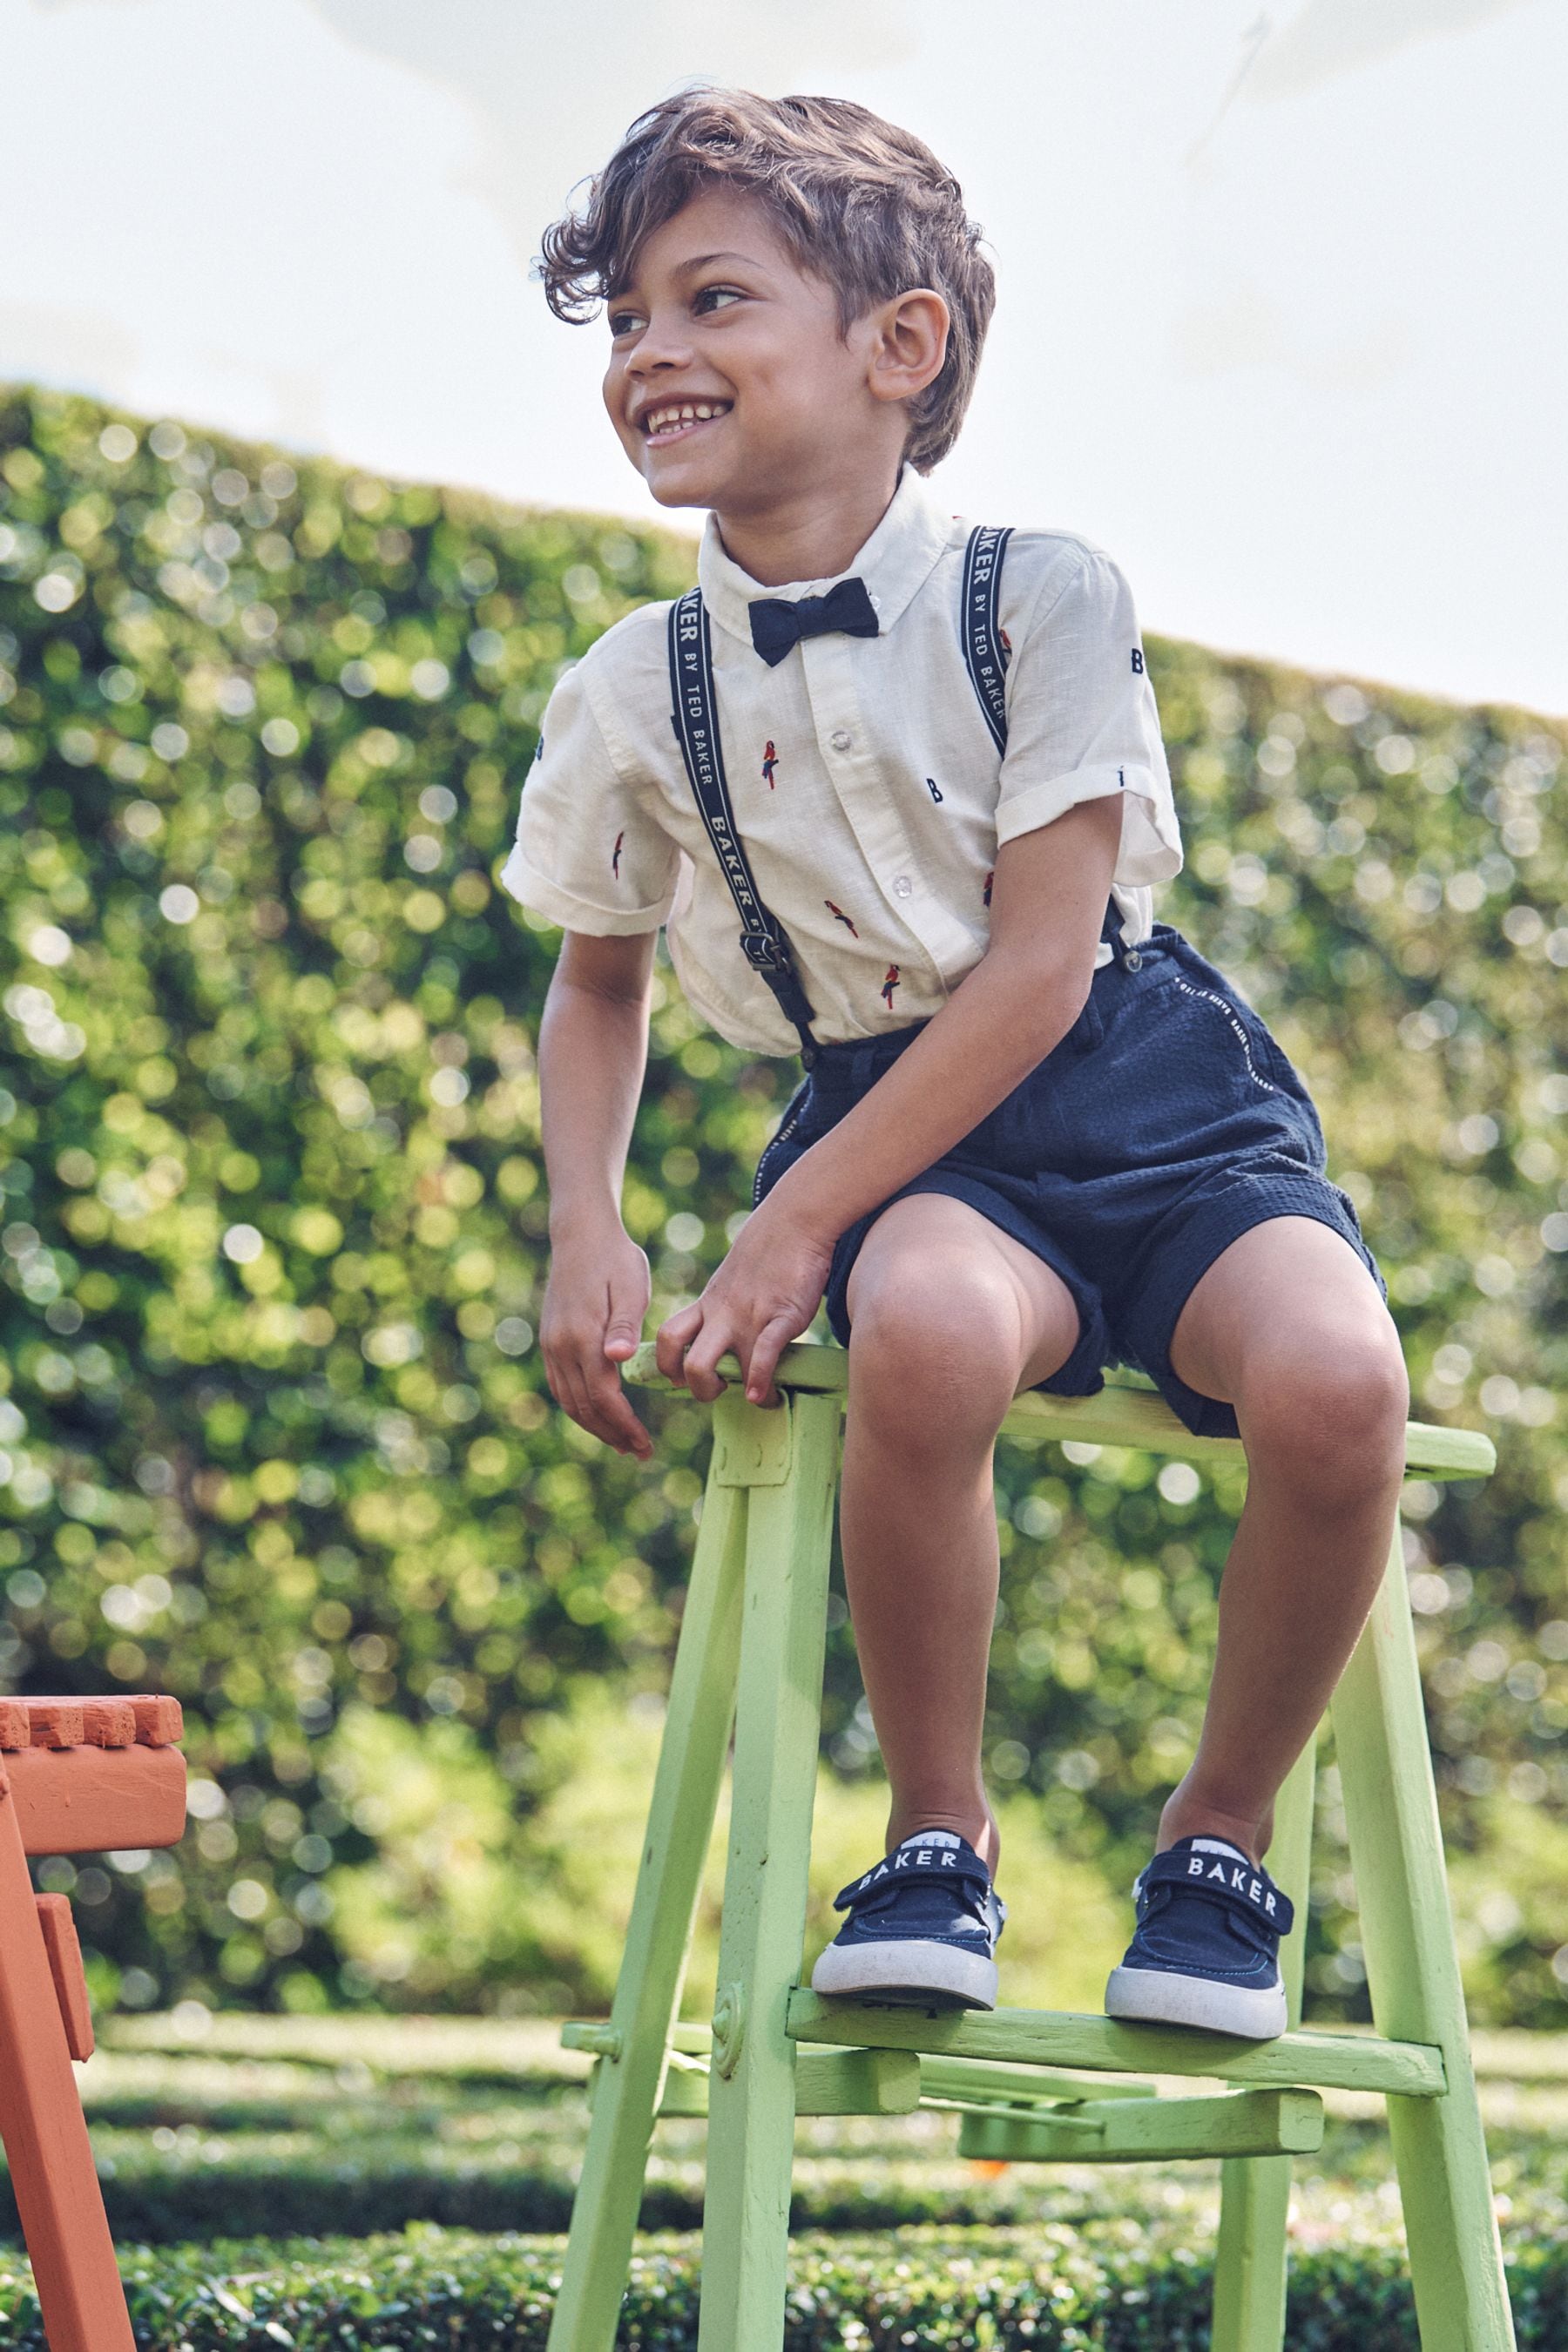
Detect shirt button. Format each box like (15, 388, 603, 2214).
(829, 729, 853, 753)
(892, 874, 913, 899)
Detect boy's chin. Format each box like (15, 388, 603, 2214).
(639, 468, 720, 510)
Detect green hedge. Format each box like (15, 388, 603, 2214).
(2, 381, 1566, 2023)
(0, 2223, 1557, 2349)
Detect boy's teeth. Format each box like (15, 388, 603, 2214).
(646, 402, 729, 433)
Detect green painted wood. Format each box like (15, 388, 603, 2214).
(544, 1447, 749, 2352)
(957, 2086, 1324, 2165)
(652, 2055, 710, 2117)
(620, 1342, 1494, 1478)
(658, 2046, 920, 2119)
(555, 1343, 1502, 2349)
(917, 2055, 1156, 2106)
(786, 1991, 1444, 2096)
(1331, 1520, 1517, 2350)
(696, 1389, 841, 2352)
(1212, 1733, 1318, 2352)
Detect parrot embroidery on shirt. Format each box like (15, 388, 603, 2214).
(881, 964, 901, 1010)
(999, 626, 1011, 655)
(761, 740, 779, 789)
(612, 829, 624, 880)
(983, 870, 993, 909)
(825, 900, 859, 937)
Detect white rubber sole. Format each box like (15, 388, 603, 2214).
(810, 1936, 998, 2011)
(1105, 1963, 1287, 2039)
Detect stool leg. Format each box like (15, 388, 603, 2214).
(0, 1786, 135, 2352)
(1211, 1729, 1316, 2352)
(1330, 1510, 1516, 2351)
(697, 1390, 841, 2352)
(546, 1454, 751, 2352)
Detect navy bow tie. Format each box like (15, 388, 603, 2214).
(747, 575, 880, 667)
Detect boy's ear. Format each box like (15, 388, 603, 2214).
(867, 287, 950, 409)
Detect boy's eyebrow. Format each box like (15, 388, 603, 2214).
(672, 250, 766, 275)
(609, 249, 767, 301)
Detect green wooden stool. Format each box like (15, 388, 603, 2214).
(550, 1341, 1514, 2352)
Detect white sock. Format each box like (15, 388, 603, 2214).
(896, 1827, 963, 1851)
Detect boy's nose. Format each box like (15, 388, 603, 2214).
(630, 320, 695, 374)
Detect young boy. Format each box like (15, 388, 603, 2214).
(510, 86, 1409, 2038)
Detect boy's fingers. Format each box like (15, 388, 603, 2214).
(744, 1315, 797, 1407)
(554, 1351, 648, 1456)
(679, 1328, 732, 1405)
(654, 1301, 701, 1386)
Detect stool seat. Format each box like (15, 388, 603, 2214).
(544, 1342, 1514, 2352)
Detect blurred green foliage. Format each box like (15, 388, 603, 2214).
(0, 383, 1565, 2025)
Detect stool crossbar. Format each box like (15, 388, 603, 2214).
(551, 1342, 1514, 2352)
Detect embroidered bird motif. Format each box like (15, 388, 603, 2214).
(761, 740, 779, 789)
(999, 626, 1011, 655)
(983, 869, 993, 908)
(927, 776, 943, 803)
(612, 829, 624, 880)
(825, 899, 859, 937)
(881, 963, 901, 1009)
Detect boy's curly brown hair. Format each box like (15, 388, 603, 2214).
(534, 83, 997, 475)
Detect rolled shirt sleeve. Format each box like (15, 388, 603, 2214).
(995, 544, 1184, 888)
(498, 653, 680, 935)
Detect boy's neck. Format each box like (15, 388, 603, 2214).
(711, 461, 903, 589)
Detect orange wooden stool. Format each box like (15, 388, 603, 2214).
(0, 1693, 186, 2352)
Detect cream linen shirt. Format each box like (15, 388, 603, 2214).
(499, 460, 1184, 1058)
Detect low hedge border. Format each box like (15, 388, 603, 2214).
(0, 2223, 1557, 2350)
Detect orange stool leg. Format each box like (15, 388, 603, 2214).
(0, 1774, 134, 2352)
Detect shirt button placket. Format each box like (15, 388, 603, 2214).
(829, 728, 853, 754)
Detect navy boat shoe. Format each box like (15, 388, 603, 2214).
(1104, 1835, 1294, 2039)
(810, 1828, 1005, 2010)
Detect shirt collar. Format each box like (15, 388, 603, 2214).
(695, 460, 960, 652)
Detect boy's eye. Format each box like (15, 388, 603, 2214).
(606, 287, 742, 338)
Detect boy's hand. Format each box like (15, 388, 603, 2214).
(540, 1226, 656, 1461)
(655, 1196, 835, 1410)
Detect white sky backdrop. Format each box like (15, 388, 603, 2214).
(3, 0, 1564, 715)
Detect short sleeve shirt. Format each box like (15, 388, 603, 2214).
(499, 460, 1183, 1058)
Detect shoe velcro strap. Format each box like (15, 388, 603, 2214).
(1144, 1848, 1294, 1936)
(832, 1854, 991, 1914)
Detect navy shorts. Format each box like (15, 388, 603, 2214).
(750, 914, 1387, 1443)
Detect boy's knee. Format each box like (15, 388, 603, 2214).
(1239, 1333, 1409, 1491)
(848, 1267, 1020, 1428)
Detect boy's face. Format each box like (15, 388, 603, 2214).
(602, 186, 923, 516)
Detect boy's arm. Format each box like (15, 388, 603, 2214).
(536, 929, 659, 1457)
(765, 794, 1125, 1245)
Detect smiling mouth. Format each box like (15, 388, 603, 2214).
(639, 397, 733, 442)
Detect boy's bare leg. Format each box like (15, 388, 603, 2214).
(838, 1193, 1086, 1881)
(1159, 1215, 1410, 1864)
